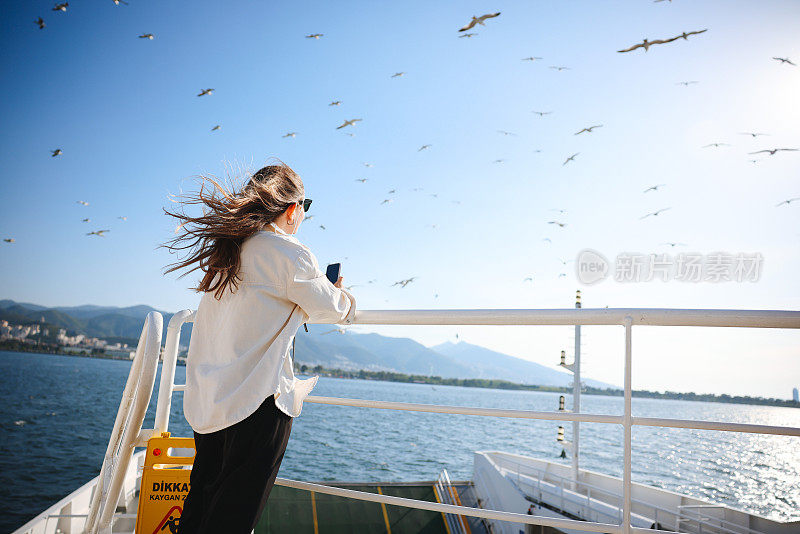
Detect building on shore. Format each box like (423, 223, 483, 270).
(793, 387, 799, 403)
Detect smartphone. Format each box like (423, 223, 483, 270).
(325, 263, 341, 284)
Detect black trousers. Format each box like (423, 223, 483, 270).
(178, 394, 293, 534)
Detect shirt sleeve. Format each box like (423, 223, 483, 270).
(286, 248, 352, 324)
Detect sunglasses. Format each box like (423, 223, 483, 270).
(293, 198, 312, 212)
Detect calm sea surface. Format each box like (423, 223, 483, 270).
(1, 350, 798, 532)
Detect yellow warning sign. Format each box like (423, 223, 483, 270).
(135, 434, 195, 534)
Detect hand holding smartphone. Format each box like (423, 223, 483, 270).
(326, 263, 342, 287)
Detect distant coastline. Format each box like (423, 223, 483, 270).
(301, 365, 800, 409)
(0, 340, 134, 361)
(3, 345, 796, 409)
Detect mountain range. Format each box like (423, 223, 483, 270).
(0, 299, 617, 389)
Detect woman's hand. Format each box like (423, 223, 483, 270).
(334, 276, 344, 289)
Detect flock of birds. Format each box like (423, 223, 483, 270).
(9, 5, 800, 303)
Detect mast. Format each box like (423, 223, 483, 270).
(572, 290, 581, 490)
(557, 290, 582, 491)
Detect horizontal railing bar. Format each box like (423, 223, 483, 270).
(304, 396, 624, 424)
(332, 308, 800, 328)
(173, 384, 186, 392)
(275, 477, 622, 533)
(304, 396, 800, 437)
(165, 379, 798, 443)
(632, 417, 800, 436)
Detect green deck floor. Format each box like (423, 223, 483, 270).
(256, 483, 449, 534)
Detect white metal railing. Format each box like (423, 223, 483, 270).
(435, 468, 470, 534)
(84, 311, 162, 534)
(118, 307, 800, 534)
(495, 454, 770, 534)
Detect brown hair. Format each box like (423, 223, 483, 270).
(161, 160, 304, 300)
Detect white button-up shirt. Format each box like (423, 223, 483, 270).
(184, 229, 356, 434)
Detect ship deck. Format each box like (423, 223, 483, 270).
(257, 481, 489, 534)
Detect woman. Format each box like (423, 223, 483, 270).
(161, 161, 356, 533)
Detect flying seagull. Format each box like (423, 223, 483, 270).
(575, 125, 603, 135)
(117, 216, 127, 221)
(336, 118, 362, 129)
(459, 33, 477, 38)
(523, 276, 533, 282)
(392, 277, 417, 288)
(563, 153, 579, 166)
(676, 81, 698, 86)
(671, 29, 708, 41)
(282, 132, 297, 138)
(35, 17, 45, 29)
(662, 242, 687, 247)
(550, 209, 567, 214)
(522, 56, 543, 61)
(617, 30, 706, 54)
(418, 144, 431, 151)
(391, 72, 405, 78)
(775, 198, 800, 207)
(703, 143, 730, 148)
(549, 66, 570, 71)
(211, 125, 221, 131)
(4, 238, 15, 243)
(321, 327, 347, 335)
(138, 33, 154, 40)
(363, 162, 374, 167)
(387, 189, 396, 194)
(532, 111, 552, 116)
(739, 132, 768, 138)
(197, 88, 214, 97)
(355, 178, 368, 183)
(319, 225, 326, 230)
(81, 218, 90, 222)
(86, 229, 110, 237)
(493, 159, 505, 164)
(51, 149, 62, 157)
(617, 37, 676, 53)
(497, 130, 517, 136)
(381, 199, 393, 205)
(640, 208, 671, 219)
(772, 57, 796, 66)
(76, 200, 89, 206)
(305, 34, 323, 39)
(548, 221, 567, 228)
(329, 101, 341, 106)
(644, 184, 665, 193)
(749, 148, 798, 155)
(458, 12, 501, 32)
(542, 238, 552, 244)
(53, 3, 68, 12)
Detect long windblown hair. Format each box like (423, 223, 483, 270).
(161, 161, 304, 300)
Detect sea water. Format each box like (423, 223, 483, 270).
(1, 351, 798, 532)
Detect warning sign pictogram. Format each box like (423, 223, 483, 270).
(152, 505, 182, 534)
(135, 434, 195, 534)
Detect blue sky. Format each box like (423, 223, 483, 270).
(1, 1, 798, 398)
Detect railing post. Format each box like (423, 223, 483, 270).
(622, 316, 633, 534)
(154, 310, 194, 435)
